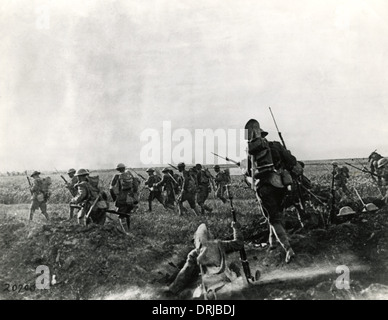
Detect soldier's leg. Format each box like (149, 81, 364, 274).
(187, 195, 200, 216)
(77, 208, 86, 226)
(119, 206, 131, 233)
(69, 203, 75, 219)
(168, 249, 200, 295)
(29, 200, 38, 221)
(217, 186, 227, 203)
(197, 189, 206, 215)
(148, 193, 154, 212)
(155, 192, 167, 208)
(203, 188, 212, 212)
(40, 202, 49, 220)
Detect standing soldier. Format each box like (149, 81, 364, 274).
(177, 162, 200, 216)
(377, 158, 388, 202)
(29, 171, 49, 221)
(195, 164, 213, 215)
(214, 165, 231, 204)
(332, 162, 351, 199)
(66, 168, 78, 219)
(154, 168, 178, 210)
(244, 119, 298, 263)
(144, 168, 165, 212)
(109, 163, 138, 234)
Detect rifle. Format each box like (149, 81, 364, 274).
(225, 184, 257, 285)
(25, 171, 33, 195)
(128, 169, 146, 181)
(55, 168, 68, 184)
(211, 152, 240, 166)
(344, 162, 379, 178)
(70, 204, 130, 217)
(269, 107, 306, 218)
(168, 163, 179, 171)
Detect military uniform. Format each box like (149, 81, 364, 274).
(214, 166, 230, 203)
(333, 164, 351, 198)
(144, 169, 164, 212)
(71, 169, 106, 226)
(29, 171, 49, 221)
(155, 168, 177, 209)
(196, 165, 213, 214)
(66, 169, 78, 219)
(244, 119, 296, 263)
(110, 164, 137, 233)
(168, 222, 243, 295)
(177, 163, 200, 216)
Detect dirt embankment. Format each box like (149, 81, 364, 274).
(1, 201, 388, 300)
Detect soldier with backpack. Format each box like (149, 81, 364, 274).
(29, 171, 49, 221)
(70, 169, 107, 226)
(66, 168, 78, 219)
(144, 168, 165, 212)
(154, 168, 178, 210)
(195, 164, 213, 215)
(109, 163, 138, 234)
(214, 165, 231, 204)
(244, 119, 299, 263)
(176, 162, 200, 216)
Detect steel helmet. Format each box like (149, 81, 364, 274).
(162, 167, 170, 173)
(337, 206, 356, 216)
(116, 163, 126, 170)
(30, 171, 41, 177)
(195, 164, 202, 170)
(177, 162, 185, 168)
(331, 161, 339, 166)
(74, 168, 89, 176)
(377, 158, 388, 169)
(213, 165, 220, 170)
(146, 168, 155, 173)
(67, 168, 76, 174)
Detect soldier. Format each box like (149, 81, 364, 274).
(144, 168, 165, 212)
(377, 158, 388, 202)
(195, 164, 213, 215)
(154, 168, 178, 210)
(29, 171, 49, 221)
(70, 169, 106, 226)
(332, 162, 351, 199)
(109, 163, 138, 234)
(176, 162, 201, 216)
(66, 168, 78, 219)
(214, 165, 230, 204)
(166, 221, 243, 296)
(243, 119, 298, 263)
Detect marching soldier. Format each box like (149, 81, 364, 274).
(71, 169, 95, 226)
(144, 168, 165, 212)
(195, 164, 213, 215)
(243, 119, 298, 263)
(214, 165, 230, 203)
(29, 171, 49, 221)
(176, 162, 200, 216)
(66, 168, 78, 219)
(109, 163, 138, 234)
(154, 168, 178, 210)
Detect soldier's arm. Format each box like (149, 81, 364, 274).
(154, 175, 166, 187)
(110, 174, 119, 188)
(219, 222, 244, 253)
(71, 185, 88, 204)
(30, 180, 39, 193)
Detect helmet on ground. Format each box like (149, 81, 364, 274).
(213, 165, 220, 170)
(337, 206, 356, 216)
(146, 168, 155, 173)
(67, 168, 76, 174)
(177, 162, 185, 168)
(377, 158, 388, 169)
(31, 171, 41, 177)
(74, 168, 89, 177)
(116, 163, 126, 170)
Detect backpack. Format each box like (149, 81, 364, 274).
(184, 170, 197, 193)
(198, 170, 210, 185)
(87, 175, 101, 199)
(247, 137, 275, 175)
(340, 166, 350, 179)
(119, 171, 134, 191)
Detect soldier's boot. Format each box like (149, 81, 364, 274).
(42, 211, 49, 221)
(119, 217, 130, 235)
(78, 217, 86, 226)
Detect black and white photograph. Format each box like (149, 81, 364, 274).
(1, 0, 388, 305)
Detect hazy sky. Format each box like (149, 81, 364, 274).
(1, 0, 388, 172)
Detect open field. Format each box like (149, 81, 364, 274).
(0, 158, 387, 300)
